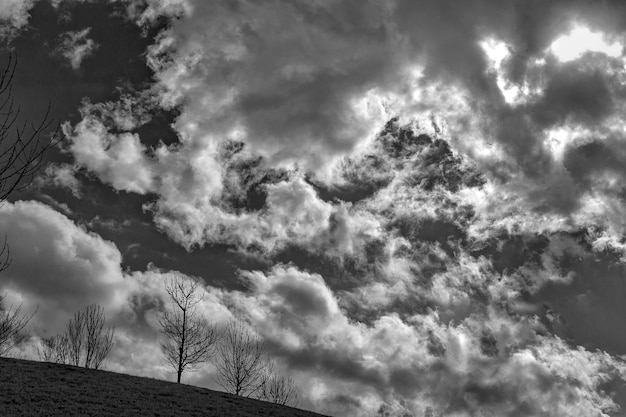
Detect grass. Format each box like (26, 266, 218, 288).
(0, 357, 328, 416)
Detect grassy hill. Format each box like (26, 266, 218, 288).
(0, 357, 328, 416)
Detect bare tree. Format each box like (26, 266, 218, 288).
(38, 336, 55, 362)
(0, 53, 58, 271)
(159, 276, 220, 383)
(38, 334, 69, 364)
(66, 308, 84, 366)
(64, 304, 115, 369)
(0, 52, 56, 358)
(0, 53, 57, 200)
(259, 366, 299, 407)
(83, 304, 115, 369)
(215, 321, 267, 397)
(0, 293, 35, 356)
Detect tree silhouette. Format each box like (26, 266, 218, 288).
(0, 50, 59, 357)
(62, 304, 115, 369)
(259, 365, 299, 407)
(159, 276, 220, 383)
(215, 321, 267, 397)
(0, 293, 35, 356)
(0, 52, 58, 270)
(38, 334, 69, 364)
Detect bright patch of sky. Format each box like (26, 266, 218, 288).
(550, 25, 623, 62)
(480, 38, 533, 105)
(545, 126, 578, 162)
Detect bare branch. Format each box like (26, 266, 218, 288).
(0, 236, 11, 273)
(66, 308, 85, 366)
(83, 304, 115, 369)
(62, 304, 115, 368)
(259, 367, 300, 407)
(159, 275, 220, 383)
(0, 293, 35, 356)
(214, 321, 267, 397)
(38, 334, 69, 364)
(0, 52, 59, 272)
(0, 53, 59, 202)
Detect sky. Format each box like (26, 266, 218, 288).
(2, 0, 626, 416)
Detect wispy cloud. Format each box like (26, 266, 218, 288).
(54, 28, 98, 70)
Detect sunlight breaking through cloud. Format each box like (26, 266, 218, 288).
(550, 24, 623, 62)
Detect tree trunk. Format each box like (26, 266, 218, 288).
(177, 308, 186, 384)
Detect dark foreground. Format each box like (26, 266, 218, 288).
(0, 357, 327, 417)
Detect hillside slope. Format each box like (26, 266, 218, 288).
(0, 358, 328, 417)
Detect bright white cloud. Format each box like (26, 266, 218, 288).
(64, 115, 156, 194)
(479, 37, 539, 106)
(550, 25, 623, 63)
(149, 173, 335, 254)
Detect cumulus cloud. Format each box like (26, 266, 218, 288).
(58, 0, 626, 246)
(0, 201, 229, 381)
(0, 201, 129, 335)
(63, 111, 156, 194)
(60, 97, 626, 415)
(221, 264, 626, 416)
(148, 172, 336, 254)
(142, 0, 396, 173)
(0, 193, 625, 416)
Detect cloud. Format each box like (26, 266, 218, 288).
(0, 200, 128, 335)
(220, 264, 626, 416)
(58, 0, 626, 246)
(142, 0, 400, 173)
(36, 163, 82, 197)
(53, 28, 99, 70)
(550, 25, 623, 63)
(63, 110, 156, 194)
(0, 201, 154, 376)
(17, 1, 626, 415)
(59, 86, 626, 415)
(124, 0, 191, 26)
(0, 0, 35, 37)
(0, 194, 624, 416)
(148, 172, 337, 254)
(0, 200, 229, 382)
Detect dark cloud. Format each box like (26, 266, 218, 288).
(219, 140, 290, 213)
(531, 63, 615, 128)
(315, 118, 485, 205)
(564, 136, 626, 195)
(470, 231, 550, 275)
(533, 244, 626, 355)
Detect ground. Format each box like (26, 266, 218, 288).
(0, 358, 326, 417)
